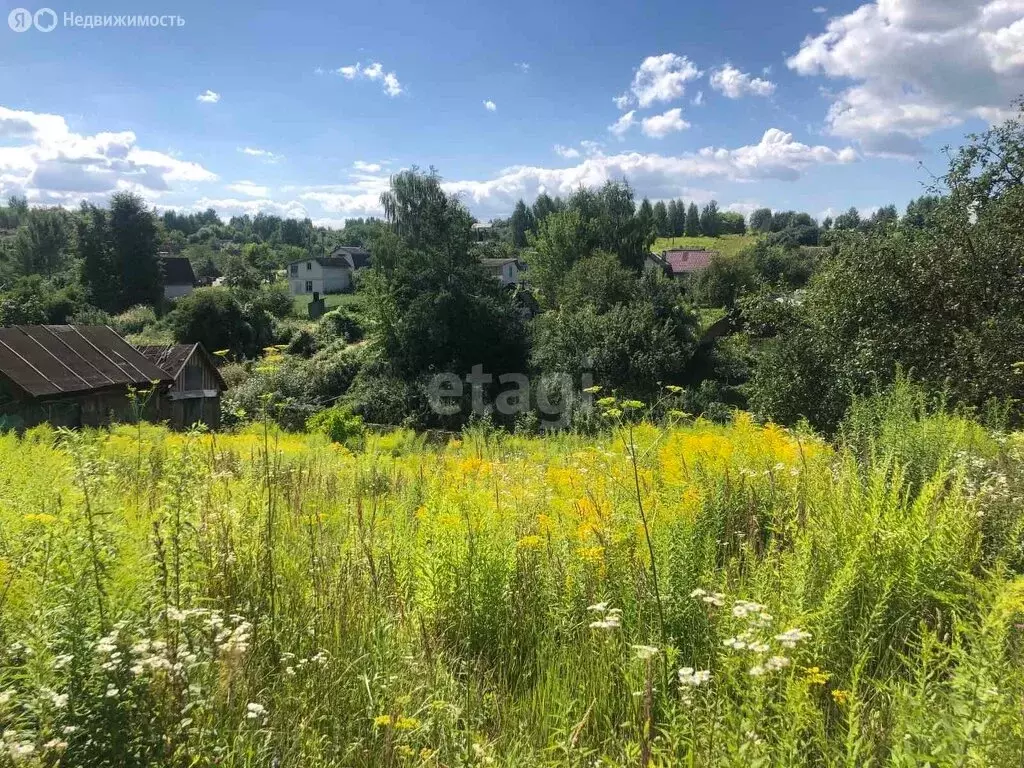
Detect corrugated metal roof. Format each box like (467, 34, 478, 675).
(662, 249, 717, 274)
(0, 325, 173, 399)
(138, 343, 227, 391)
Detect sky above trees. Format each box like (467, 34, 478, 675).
(2, 0, 1023, 225)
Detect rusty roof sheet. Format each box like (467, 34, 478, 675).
(0, 325, 172, 399)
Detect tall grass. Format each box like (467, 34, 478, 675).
(0, 393, 1022, 766)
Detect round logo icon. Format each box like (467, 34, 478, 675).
(34, 8, 57, 32)
(8, 8, 33, 32)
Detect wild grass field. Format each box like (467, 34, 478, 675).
(1, 386, 1023, 767)
(651, 234, 759, 258)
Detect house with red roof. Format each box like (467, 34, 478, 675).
(646, 248, 718, 279)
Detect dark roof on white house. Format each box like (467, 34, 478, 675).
(0, 325, 172, 399)
(160, 256, 197, 286)
(288, 247, 371, 271)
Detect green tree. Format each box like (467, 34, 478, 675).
(110, 192, 161, 311)
(510, 199, 534, 247)
(685, 202, 701, 236)
(902, 196, 943, 229)
(532, 192, 558, 225)
(700, 201, 720, 237)
(364, 168, 528, 380)
(12, 208, 70, 277)
(652, 200, 669, 237)
(525, 208, 588, 308)
(78, 203, 118, 313)
(750, 208, 773, 233)
(559, 250, 638, 313)
(637, 197, 655, 243)
(668, 199, 686, 236)
(833, 206, 861, 230)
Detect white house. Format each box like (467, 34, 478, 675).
(159, 256, 196, 300)
(288, 246, 370, 297)
(480, 257, 522, 287)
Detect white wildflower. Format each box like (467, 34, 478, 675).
(587, 602, 609, 613)
(688, 588, 707, 598)
(765, 655, 790, 671)
(245, 702, 267, 720)
(732, 600, 765, 619)
(43, 739, 67, 751)
(632, 645, 659, 661)
(0, 690, 13, 706)
(775, 628, 812, 648)
(702, 593, 726, 607)
(104, 686, 119, 698)
(50, 692, 68, 709)
(748, 665, 766, 677)
(677, 667, 711, 687)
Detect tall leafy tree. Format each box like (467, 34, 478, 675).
(668, 199, 686, 236)
(109, 192, 161, 311)
(78, 203, 118, 313)
(750, 208, 773, 233)
(510, 199, 534, 247)
(700, 201, 720, 237)
(12, 208, 70, 277)
(637, 197, 655, 243)
(652, 200, 669, 237)
(833, 207, 861, 230)
(365, 168, 527, 379)
(532, 192, 558, 225)
(685, 202, 701, 236)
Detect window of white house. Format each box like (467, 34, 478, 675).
(305, 281, 313, 292)
(306, 261, 312, 270)
(290, 264, 298, 275)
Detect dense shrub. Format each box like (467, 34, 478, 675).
(306, 405, 365, 449)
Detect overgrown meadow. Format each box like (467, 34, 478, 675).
(1, 388, 1023, 766)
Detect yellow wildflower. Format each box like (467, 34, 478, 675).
(831, 689, 850, 706)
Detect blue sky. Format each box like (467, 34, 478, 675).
(1, 0, 1023, 225)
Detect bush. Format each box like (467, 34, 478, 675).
(111, 304, 158, 336)
(167, 287, 273, 359)
(307, 405, 365, 449)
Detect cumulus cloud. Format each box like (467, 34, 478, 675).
(710, 65, 777, 98)
(0, 105, 216, 204)
(788, 0, 1024, 155)
(641, 108, 691, 137)
(353, 160, 383, 172)
(226, 180, 269, 197)
(336, 61, 403, 97)
(515, 62, 530, 72)
(483, 100, 497, 112)
(191, 197, 308, 219)
(692, 90, 706, 106)
(196, 90, 220, 103)
(813, 5, 827, 12)
(554, 144, 581, 159)
(608, 110, 637, 138)
(623, 53, 702, 108)
(238, 146, 283, 163)
(445, 128, 857, 217)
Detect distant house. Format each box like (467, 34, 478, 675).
(472, 222, 496, 242)
(646, 249, 717, 279)
(160, 256, 197, 300)
(480, 257, 523, 287)
(139, 343, 227, 430)
(0, 325, 172, 430)
(288, 246, 371, 297)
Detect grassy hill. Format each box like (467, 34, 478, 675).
(0, 399, 1021, 765)
(652, 233, 759, 258)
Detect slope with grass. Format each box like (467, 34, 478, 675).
(652, 233, 759, 258)
(0, 389, 1022, 766)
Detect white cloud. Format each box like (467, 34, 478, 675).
(445, 128, 857, 218)
(613, 93, 631, 110)
(353, 160, 383, 172)
(554, 144, 581, 158)
(813, 5, 827, 12)
(483, 100, 497, 112)
(196, 90, 220, 104)
(0, 105, 217, 204)
(788, 0, 1024, 156)
(626, 53, 702, 108)
(192, 197, 307, 219)
(515, 62, 530, 72)
(692, 90, 705, 106)
(709, 65, 777, 98)
(226, 180, 270, 197)
(238, 146, 283, 163)
(335, 61, 403, 97)
(641, 108, 691, 138)
(608, 110, 637, 138)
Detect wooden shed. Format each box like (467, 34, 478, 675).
(0, 325, 172, 430)
(139, 343, 226, 430)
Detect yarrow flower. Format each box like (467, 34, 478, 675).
(775, 628, 812, 648)
(588, 604, 622, 630)
(245, 702, 267, 720)
(732, 600, 766, 619)
(632, 645, 659, 661)
(678, 667, 711, 687)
